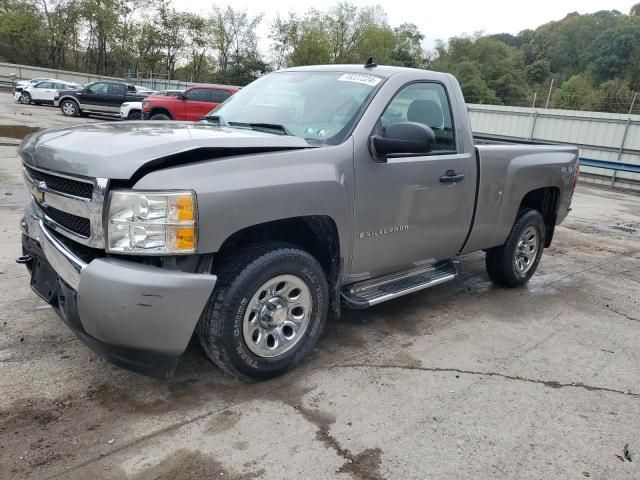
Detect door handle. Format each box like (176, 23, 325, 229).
(439, 170, 465, 183)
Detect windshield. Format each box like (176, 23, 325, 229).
(207, 71, 383, 144)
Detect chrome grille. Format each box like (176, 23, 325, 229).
(41, 205, 91, 237)
(25, 165, 93, 199)
(23, 164, 107, 248)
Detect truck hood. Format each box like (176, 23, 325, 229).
(20, 122, 312, 180)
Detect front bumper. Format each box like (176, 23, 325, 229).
(20, 203, 217, 377)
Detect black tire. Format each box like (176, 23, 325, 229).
(486, 209, 546, 288)
(127, 110, 142, 120)
(150, 113, 170, 120)
(60, 99, 79, 117)
(198, 243, 329, 381)
(20, 92, 31, 104)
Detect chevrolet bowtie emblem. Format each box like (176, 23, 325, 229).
(31, 182, 45, 203)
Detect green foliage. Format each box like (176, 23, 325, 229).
(0, 1, 638, 113)
(552, 75, 597, 110)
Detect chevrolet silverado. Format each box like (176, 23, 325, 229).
(18, 64, 579, 380)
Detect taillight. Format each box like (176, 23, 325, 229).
(572, 163, 580, 193)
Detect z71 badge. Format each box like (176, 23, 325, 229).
(359, 225, 409, 239)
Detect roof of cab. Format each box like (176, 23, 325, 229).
(281, 63, 441, 79)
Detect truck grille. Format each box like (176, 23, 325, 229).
(41, 206, 91, 238)
(25, 165, 93, 199)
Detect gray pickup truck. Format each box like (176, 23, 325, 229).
(18, 64, 579, 380)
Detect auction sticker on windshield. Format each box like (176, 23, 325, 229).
(337, 73, 382, 86)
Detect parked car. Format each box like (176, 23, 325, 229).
(55, 81, 152, 117)
(18, 64, 579, 380)
(120, 101, 143, 120)
(120, 90, 177, 120)
(15, 77, 53, 89)
(141, 84, 238, 121)
(16, 80, 82, 105)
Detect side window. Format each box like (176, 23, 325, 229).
(88, 82, 109, 95)
(35, 82, 51, 89)
(209, 89, 232, 103)
(185, 88, 209, 101)
(380, 82, 456, 153)
(110, 83, 126, 96)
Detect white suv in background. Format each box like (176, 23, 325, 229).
(16, 79, 82, 105)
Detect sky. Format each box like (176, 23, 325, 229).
(182, 0, 636, 55)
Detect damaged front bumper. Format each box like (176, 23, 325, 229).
(20, 203, 217, 377)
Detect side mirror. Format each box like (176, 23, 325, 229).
(180, 92, 187, 100)
(372, 122, 436, 158)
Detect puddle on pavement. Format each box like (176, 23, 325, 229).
(0, 125, 40, 139)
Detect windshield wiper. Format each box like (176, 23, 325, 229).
(227, 121, 292, 136)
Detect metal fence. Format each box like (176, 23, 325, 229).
(468, 104, 640, 191)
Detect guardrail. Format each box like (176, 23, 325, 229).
(579, 157, 640, 174)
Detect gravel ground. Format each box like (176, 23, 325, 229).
(0, 91, 639, 480)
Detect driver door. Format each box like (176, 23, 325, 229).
(184, 88, 213, 121)
(350, 82, 475, 279)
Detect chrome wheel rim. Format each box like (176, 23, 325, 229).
(514, 225, 539, 275)
(62, 102, 75, 115)
(243, 274, 312, 358)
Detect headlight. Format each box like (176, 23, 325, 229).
(106, 190, 197, 254)
(122, 103, 129, 108)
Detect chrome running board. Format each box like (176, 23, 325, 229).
(341, 261, 457, 308)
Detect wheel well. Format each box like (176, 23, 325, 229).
(149, 107, 172, 119)
(59, 97, 79, 106)
(216, 216, 342, 318)
(519, 187, 560, 247)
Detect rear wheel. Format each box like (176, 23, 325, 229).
(198, 244, 328, 381)
(127, 110, 142, 120)
(60, 99, 79, 117)
(150, 113, 170, 120)
(486, 209, 545, 287)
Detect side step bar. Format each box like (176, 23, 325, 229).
(341, 261, 457, 308)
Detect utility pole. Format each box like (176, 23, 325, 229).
(545, 78, 554, 109)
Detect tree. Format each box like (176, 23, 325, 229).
(595, 79, 634, 113)
(552, 74, 597, 110)
(526, 59, 550, 85)
(587, 25, 640, 84)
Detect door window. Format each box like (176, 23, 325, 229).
(110, 83, 126, 96)
(35, 82, 52, 89)
(185, 88, 210, 101)
(209, 89, 232, 103)
(380, 83, 456, 153)
(87, 83, 109, 95)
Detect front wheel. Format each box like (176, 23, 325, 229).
(127, 110, 142, 120)
(198, 244, 328, 381)
(486, 209, 545, 287)
(19, 92, 31, 104)
(60, 99, 79, 117)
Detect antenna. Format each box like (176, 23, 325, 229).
(364, 57, 377, 68)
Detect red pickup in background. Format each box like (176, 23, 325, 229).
(142, 84, 239, 121)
